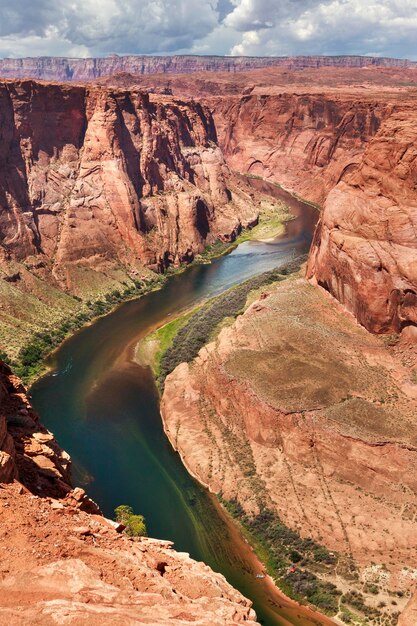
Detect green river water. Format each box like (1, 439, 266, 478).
(31, 180, 334, 626)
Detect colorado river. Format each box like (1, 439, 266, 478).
(31, 180, 334, 626)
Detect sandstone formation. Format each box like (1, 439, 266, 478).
(211, 92, 391, 205)
(0, 482, 257, 625)
(0, 55, 416, 82)
(0, 361, 258, 624)
(161, 276, 417, 621)
(0, 360, 70, 494)
(307, 105, 417, 335)
(0, 79, 256, 284)
(204, 81, 417, 337)
(0, 78, 258, 356)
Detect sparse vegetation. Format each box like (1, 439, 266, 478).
(4, 276, 166, 384)
(114, 504, 147, 537)
(220, 500, 342, 615)
(158, 257, 306, 386)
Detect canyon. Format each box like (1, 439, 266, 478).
(0, 57, 417, 625)
(91, 62, 417, 335)
(161, 273, 417, 622)
(0, 79, 258, 358)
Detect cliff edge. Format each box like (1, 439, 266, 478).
(0, 361, 258, 625)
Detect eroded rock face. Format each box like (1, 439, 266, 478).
(0, 361, 70, 495)
(0, 55, 415, 82)
(161, 278, 417, 610)
(0, 79, 257, 297)
(212, 92, 390, 206)
(0, 363, 258, 624)
(307, 106, 417, 334)
(0, 482, 257, 625)
(211, 86, 417, 337)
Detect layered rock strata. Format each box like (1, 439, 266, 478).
(205, 81, 417, 337)
(307, 105, 417, 335)
(211, 92, 393, 205)
(0, 79, 256, 286)
(0, 483, 257, 626)
(0, 78, 259, 355)
(161, 277, 417, 618)
(0, 360, 70, 495)
(0, 55, 415, 82)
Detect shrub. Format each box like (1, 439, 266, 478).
(159, 256, 306, 386)
(0, 350, 10, 363)
(114, 504, 147, 537)
(220, 498, 342, 614)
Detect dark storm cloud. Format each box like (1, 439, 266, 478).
(0, 0, 59, 36)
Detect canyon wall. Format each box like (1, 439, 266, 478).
(1, 73, 415, 346)
(0, 78, 258, 356)
(209, 86, 417, 336)
(0, 55, 416, 82)
(212, 92, 390, 205)
(307, 105, 417, 335)
(0, 359, 258, 624)
(161, 276, 417, 621)
(0, 79, 256, 286)
(0, 360, 71, 494)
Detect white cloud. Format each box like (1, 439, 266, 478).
(224, 0, 417, 58)
(0, 0, 416, 59)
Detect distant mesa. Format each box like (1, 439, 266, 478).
(0, 54, 416, 81)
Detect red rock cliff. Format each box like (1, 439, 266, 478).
(0, 360, 258, 624)
(0, 55, 415, 82)
(307, 105, 417, 334)
(0, 79, 257, 295)
(212, 92, 390, 205)
(0, 360, 70, 494)
(209, 84, 417, 336)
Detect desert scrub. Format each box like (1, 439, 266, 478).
(220, 499, 342, 615)
(5, 276, 165, 385)
(158, 256, 306, 387)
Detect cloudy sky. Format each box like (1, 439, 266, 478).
(0, 0, 416, 59)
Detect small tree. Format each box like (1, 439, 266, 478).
(114, 504, 147, 537)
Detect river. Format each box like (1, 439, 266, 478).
(31, 180, 334, 626)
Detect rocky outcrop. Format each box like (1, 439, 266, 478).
(0, 79, 256, 292)
(0, 360, 70, 495)
(0, 55, 416, 82)
(307, 105, 417, 335)
(0, 360, 258, 624)
(212, 92, 391, 205)
(161, 277, 417, 619)
(0, 483, 257, 625)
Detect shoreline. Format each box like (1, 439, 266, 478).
(26, 178, 333, 623)
(240, 173, 322, 212)
(159, 404, 338, 626)
(25, 182, 295, 388)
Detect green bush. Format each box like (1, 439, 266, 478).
(114, 504, 147, 537)
(221, 498, 342, 614)
(159, 256, 306, 386)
